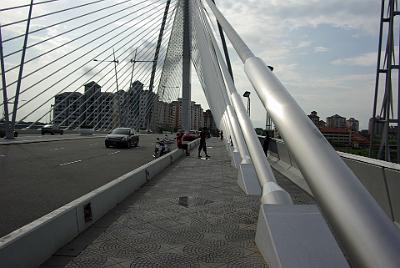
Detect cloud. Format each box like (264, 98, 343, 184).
(314, 46, 329, 53)
(331, 52, 376, 66)
(218, 0, 380, 35)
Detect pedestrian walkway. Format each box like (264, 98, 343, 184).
(41, 138, 314, 268)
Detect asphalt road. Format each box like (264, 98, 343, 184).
(0, 134, 176, 237)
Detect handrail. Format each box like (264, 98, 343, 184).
(203, 0, 400, 267)
(194, 0, 292, 204)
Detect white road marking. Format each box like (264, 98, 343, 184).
(59, 160, 82, 166)
(52, 147, 65, 151)
(110, 151, 120, 155)
(0, 154, 6, 157)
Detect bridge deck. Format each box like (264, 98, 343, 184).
(41, 138, 314, 268)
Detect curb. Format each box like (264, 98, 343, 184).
(0, 139, 199, 268)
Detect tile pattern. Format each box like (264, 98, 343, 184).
(42, 139, 314, 268)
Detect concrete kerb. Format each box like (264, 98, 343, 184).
(0, 135, 106, 145)
(0, 139, 199, 268)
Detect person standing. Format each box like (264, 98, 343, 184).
(263, 131, 270, 156)
(198, 128, 210, 158)
(177, 132, 189, 156)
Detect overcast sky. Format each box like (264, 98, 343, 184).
(0, 0, 387, 129)
(194, 0, 384, 130)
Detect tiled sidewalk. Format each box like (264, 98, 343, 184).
(42, 138, 313, 268)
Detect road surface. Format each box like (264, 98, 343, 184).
(0, 134, 176, 237)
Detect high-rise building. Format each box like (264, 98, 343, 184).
(327, 114, 346, 128)
(53, 92, 83, 127)
(307, 111, 326, 128)
(170, 99, 182, 131)
(53, 80, 207, 132)
(151, 99, 171, 132)
(346, 118, 359, 132)
(191, 103, 203, 130)
(98, 92, 113, 129)
(83, 81, 102, 127)
(122, 81, 143, 129)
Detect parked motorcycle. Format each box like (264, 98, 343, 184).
(153, 138, 170, 159)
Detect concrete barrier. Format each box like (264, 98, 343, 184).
(0, 139, 199, 268)
(260, 136, 400, 225)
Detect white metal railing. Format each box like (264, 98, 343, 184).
(202, 0, 400, 267)
(192, 0, 292, 204)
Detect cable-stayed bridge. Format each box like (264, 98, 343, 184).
(1, 0, 400, 267)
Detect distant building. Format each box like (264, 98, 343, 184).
(170, 100, 181, 131)
(83, 81, 102, 127)
(98, 92, 113, 129)
(320, 127, 369, 148)
(346, 118, 359, 132)
(351, 132, 369, 148)
(320, 127, 351, 147)
(308, 111, 319, 125)
(203, 109, 217, 135)
(53, 81, 207, 131)
(151, 99, 171, 132)
(112, 90, 125, 129)
(307, 111, 326, 128)
(168, 99, 204, 131)
(53, 92, 83, 127)
(192, 103, 204, 130)
(368, 116, 385, 136)
(327, 114, 346, 128)
(138, 90, 157, 130)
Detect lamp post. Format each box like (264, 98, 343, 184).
(129, 50, 157, 88)
(128, 50, 156, 130)
(93, 50, 119, 91)
(93, 49, 120, 127)
(243, 91, 250, 117)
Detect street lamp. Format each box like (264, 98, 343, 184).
(127, 52, 156, 130)
(93, 49, 119, 92)
(93, 49, 120, 127)
(243, 91, 250, 117)
(128, 49, 157, 90)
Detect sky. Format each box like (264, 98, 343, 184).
(192, 0, 385, 130)
(0, 0, 390, 130)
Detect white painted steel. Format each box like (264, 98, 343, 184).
(203, 0, 400, 265)
(196, 1, 291, 204)
(244, 57, 400, 267)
